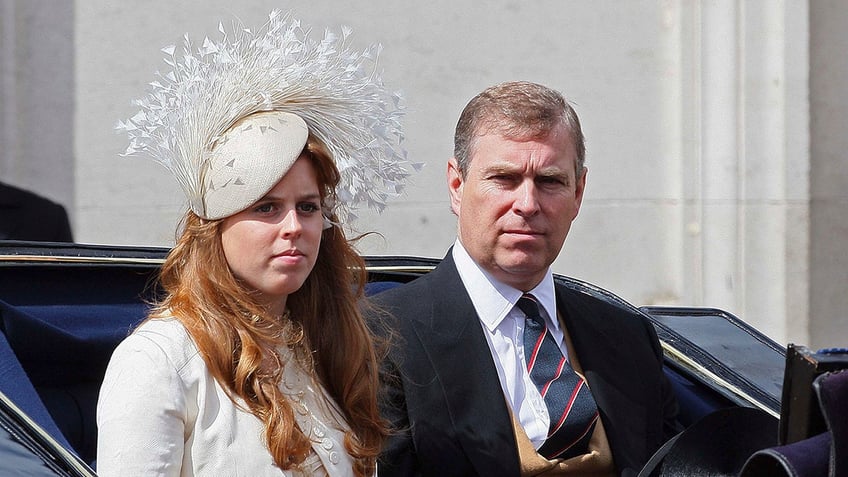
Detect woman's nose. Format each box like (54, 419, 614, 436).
(279, 209, 302, 238)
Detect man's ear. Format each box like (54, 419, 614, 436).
(447, 158, 463, 216)
(573, 166, 587, 216)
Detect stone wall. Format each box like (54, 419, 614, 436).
(2, 0, 843, 348)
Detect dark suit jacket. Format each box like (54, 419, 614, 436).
(373, 252, 679, 477)
(0, 182, 73, 242)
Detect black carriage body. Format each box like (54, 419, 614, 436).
(0, 242, 785, 475)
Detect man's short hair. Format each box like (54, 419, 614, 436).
(453, 81, 586, 177)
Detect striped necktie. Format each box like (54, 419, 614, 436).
(517, 293, 599, 460)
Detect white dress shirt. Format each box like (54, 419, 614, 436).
(452, 241, 568, 449)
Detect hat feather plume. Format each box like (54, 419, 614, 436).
(117, 10, 417, 218)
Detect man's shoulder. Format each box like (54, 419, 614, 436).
(370, 267, 439, 306)
(371, 257, 456, 301)
(554, 278, 651, 326)
(554, 278, 664, 364)
(365, 258, 462, 334)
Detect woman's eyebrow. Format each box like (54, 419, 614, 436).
(259, 191, 322, 202)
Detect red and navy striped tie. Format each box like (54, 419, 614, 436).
(518, 293, 599, 460)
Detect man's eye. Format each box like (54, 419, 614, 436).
(489, 174, 516, 183)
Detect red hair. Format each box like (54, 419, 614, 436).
(150, 137, 386, 475)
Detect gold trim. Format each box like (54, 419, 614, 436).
(661, 341, 780, 418)
(0, 254, 164, 265)
(0, 256, 437, 273)
(365, 265, 435, 273)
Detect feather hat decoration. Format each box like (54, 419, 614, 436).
(117, 10, 417, 220)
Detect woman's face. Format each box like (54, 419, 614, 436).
(220, 156, 324, 315)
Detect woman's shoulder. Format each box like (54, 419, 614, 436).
(116, 316, 202, 372)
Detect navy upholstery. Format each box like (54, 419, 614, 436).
(0, 300, 147, 464)
(365, 281, 403, 296)
(663, 363, 732, 427)
(0, 307, 71, 451)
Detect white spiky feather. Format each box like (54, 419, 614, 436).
(117, 10, 418, 219)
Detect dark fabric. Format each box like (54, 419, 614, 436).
(0, 302, 146, 384)
(365, 280, 403, 296)
(0, 324, 72, 451)
(738, 366, 846, 477)
(648, 406, 777, 476)
(0, 299, 148, 464)
(739, 432, 830, 477)
(519, 294, 597, 460)
(0, 182, 73, 242)
(663, 366, 729, 427)
(815, 370, 848, 476)
(371, 251, 680, 477)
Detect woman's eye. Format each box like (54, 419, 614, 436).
(254, 203, 275, 213)
(297, 202, 320, 214)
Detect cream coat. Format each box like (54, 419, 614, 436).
(97, 317, 357, 476)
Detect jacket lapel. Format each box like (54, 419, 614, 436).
(555, 285, 649, 470)
(409, 253, 521, 475)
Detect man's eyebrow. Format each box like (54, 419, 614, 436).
(536, 169, 570, 179)
(481, 162, 522, 174)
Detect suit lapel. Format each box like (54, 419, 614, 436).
(555, 285, 649, 469)
(409, 253, 521, 475)
(555, 284, 638, 382)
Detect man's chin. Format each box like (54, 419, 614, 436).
(491, 258, 548, 288)
(497, 247, 547, 268)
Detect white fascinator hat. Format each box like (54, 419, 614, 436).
(118, 10, 418, 221)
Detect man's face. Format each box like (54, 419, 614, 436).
(448, 124, 586, 291)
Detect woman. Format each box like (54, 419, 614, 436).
(97, 12, 412, 477)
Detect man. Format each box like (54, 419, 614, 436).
(0, 181, 73, 242)
(374, 81, 679, 476)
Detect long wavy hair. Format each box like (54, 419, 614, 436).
(149, 136, 387, 475)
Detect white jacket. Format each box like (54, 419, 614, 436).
(97, 317, 357, 476)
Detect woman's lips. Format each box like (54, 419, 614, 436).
(272, 249, 305, 263)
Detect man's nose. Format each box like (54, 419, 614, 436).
(513, 180, 541, 217)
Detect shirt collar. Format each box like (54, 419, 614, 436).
(452, 240, 559, 333)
